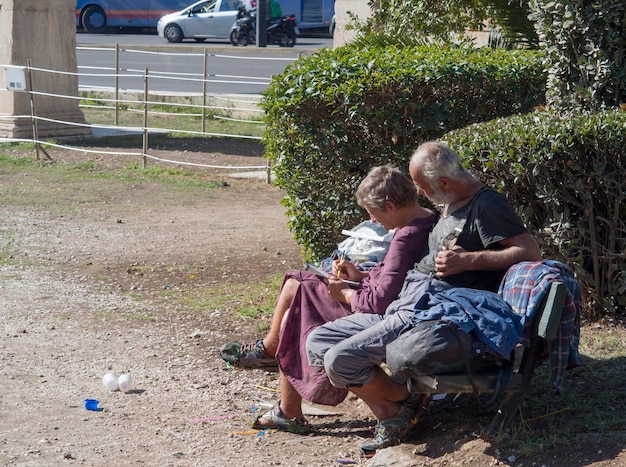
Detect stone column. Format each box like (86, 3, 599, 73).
(0, 0, 90, 138)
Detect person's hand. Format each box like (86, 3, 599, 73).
(331, 258, 362, 282)
(434, 245, 467, 277)
(327, 276, 351, 301)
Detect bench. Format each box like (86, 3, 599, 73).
(399, 264, 577, 436)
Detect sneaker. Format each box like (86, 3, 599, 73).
(219, 339, 278, 369)
(359, 398, 421, 453)
(249, 401, 311, 434)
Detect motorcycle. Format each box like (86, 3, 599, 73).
(230, 6, 298, 47)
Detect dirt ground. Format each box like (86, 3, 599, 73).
(1, 139, 624, 467)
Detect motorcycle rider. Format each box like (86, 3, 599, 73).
(231, 0, 295, 47)
(249, 0, 282, 18)
(269, 0, 282, 19)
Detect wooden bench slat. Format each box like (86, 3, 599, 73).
(408, 372, 522, 394)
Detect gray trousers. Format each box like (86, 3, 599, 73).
(306, 270, 450, 388)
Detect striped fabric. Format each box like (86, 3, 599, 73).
(498, 260, 581, 394)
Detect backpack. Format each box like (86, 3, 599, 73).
(386, 320, 502, 382)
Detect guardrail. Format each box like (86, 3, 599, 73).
(1, 46, 303, 182)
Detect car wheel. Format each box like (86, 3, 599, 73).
(81, 5, 107, 33)
(164, 24, 184, 43)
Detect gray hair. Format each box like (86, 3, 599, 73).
(356, 165, 418, 211)
(411, 141, 471, 185)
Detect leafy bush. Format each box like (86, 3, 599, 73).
(355, 0, 490, 41)
(353, 0, 538, 49)
(529, 0, 626, 111)
(262, 43, 545, 260)
(444, 109, 626, 317)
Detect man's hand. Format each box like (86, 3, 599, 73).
(434, 232, 542, 277)
(434, 246, 467, 277)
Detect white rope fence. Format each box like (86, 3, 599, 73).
(0, 46, 302, 182)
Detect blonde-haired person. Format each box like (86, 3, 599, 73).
(220, 165, 435, 432)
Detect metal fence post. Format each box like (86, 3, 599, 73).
(26, 60, 52, 161)
(143, 67, 149, 168)
(26, 60, 40, 160)
(202, 49, 208, 133)
(115, 44, 120, 126)
(26, 58, 52, 160)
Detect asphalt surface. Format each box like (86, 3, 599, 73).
(75, 28, 333, 55)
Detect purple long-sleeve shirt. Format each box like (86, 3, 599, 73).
(350, 214, 435, 314)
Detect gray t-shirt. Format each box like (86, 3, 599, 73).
(415, 186, 527, 292)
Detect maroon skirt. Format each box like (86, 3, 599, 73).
(275, 270, 352, 406)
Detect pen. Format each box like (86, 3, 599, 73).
(337, 251, 346, 278)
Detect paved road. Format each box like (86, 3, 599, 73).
(76, 30, 331, 94)
(76, 28, 333, 50)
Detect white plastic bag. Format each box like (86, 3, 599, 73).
(337, 221, 394, 262)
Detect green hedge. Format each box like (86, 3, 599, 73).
(262, 43, 546, 259)
(444, 109, 626, 317)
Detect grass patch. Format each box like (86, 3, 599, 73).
(0, 152, 230, 199)
(0, 142, 35, 153)
(491, 327, 626, 456)
(81, 105, 265, 138)
(0, 251, 20, 266)
(175, 273, 283, 320)
(0, 152, 37, 166)
(0, 248, 19, 263)
(407, 324, 626, 459)
(114, 162, 228, 188)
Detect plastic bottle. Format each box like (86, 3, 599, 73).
(118, 373, 133, 393)
(102, 372, 119, 391)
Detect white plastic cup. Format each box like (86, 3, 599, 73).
(102, 372, 119, 391)
(118, 373, 133, 393)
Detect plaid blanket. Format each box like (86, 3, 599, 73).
(498, 260, 581, 394)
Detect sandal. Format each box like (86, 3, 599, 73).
(248, 402, 311, 434)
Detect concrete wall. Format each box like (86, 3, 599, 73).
(332, 0, 371, 48)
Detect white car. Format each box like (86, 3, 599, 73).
(157, 0, 251, 43)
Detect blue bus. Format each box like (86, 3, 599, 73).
(77, 0, 334, 33)
(76, 1, 192, 32)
